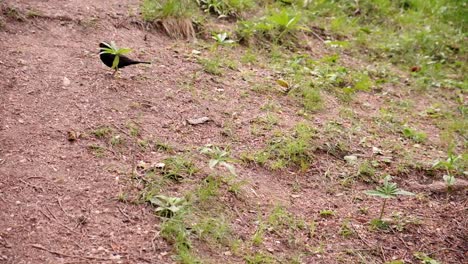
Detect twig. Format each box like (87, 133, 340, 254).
(351, 223, 372, 248)
(45, 205, 80, 235)
(30, 244, 111, 261)
(117, 206, 131, 222)
(396, 235, 411, 250)
(380, 245, 387, 263)
(45, 205, 58, 221)
(57, 198, 72, 218)
(38, 209, 52, 221)
(19, 178, 45, 192)
(310, 30, 325, 42)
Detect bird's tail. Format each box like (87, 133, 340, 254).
(134, 61, 151, 65)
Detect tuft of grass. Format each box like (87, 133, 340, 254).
(197, 0, 255, 17)
(141, 0, 196, 39)
(250, 122, 315, 171)
(237, 7, 304, 46)
(88, 144, 106, 158)
(401, 125, 427, 143)
(198, 56, 224, 75)
(92, 126, 112, 138)
(161, 155, 198, 181)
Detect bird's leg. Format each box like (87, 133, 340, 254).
(112, 69, 118, 77)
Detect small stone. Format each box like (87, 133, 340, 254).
(63, 77, 71, 86)
(344, 155, 358, 164)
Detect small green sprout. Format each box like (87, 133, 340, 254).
(443, 174, 456, 191)
(365, 175, 414, 220)
(99, 41, 133, 70)
(433, 153, 462, 175)
(200, 145, 236, 175)
(212, 32, 235, 45)
(149, 195, 187, 218)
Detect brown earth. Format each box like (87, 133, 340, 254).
(0, 0, 466, 264)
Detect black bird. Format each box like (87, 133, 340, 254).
(99, 42, 150, 75)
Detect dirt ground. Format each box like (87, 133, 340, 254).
(0, 0, 466, 264)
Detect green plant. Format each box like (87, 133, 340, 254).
(236, 8, 304, 45)
(365, 175, 414, 220)
(433, 153, 463, 192)
(414, 252, 441, 264)
(245, 252, 275, 264)
(160, 213, 198, 263)
(197, 0, 254, 17)
(92, 126, 112, 138)
(253, 122, 315, 171)
(319, 209, 335, 217)
(433, 153, 463, 175)
(149, 195, 187, 218)
(141, 0, 194, 20)
(196, 175, 221, 202)
(443, 174, 456, 191)
(402, 126, 427, 143)
(339, 219, 354, 237)
(194, 216, 231, 245)
(198, 56, 223, 75)
(110, 135, 124, 146)
(212, 32, 235, 45)
(140, 0, 196, 39)
(200, 145, 236, 175)
(88, 144, 105, 157)
(99, 41, 132, 71)
(161, 156, 198, 181)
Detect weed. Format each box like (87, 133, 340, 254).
(126, 122, 140, 137)
(365, 175, 414, 220)
(141, 0, 196, 39)
(160, 213, 199, 263)
(251, 223, 265, 246)
(253, 122, 315, 171)
(414, 252, 441, 264)
(433, 152, 463, 176)
(194, 215, 231, 245)
(161, 156, 198, 181)
(237, 7, 303, 45)
(245, 252, 275, 264)
(149, 195, 187, 218)
(88, 144, 105, 157)
(200, 145, 237, 175)
(241, 49, 257, 64)
(198, 56, 223, 75)
(319, 209, 335, 218)
(195, 175, 221, 203)
(92, 126, 112, 138)
(339, 219, 354, 238)
(212, 32, 235, 46)
(110, 135, 124, 146)
(356, 160, 379, 183)
(137, 139, 150, 149)
(197, 0, 254, 17)
(402, 125, 427, 143)
(154, 141, 174, 152)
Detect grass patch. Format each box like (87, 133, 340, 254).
(244, 122, 315, 171)
(141, 0, 197, 39)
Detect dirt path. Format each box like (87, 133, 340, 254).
(0, 1, 183, 262)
